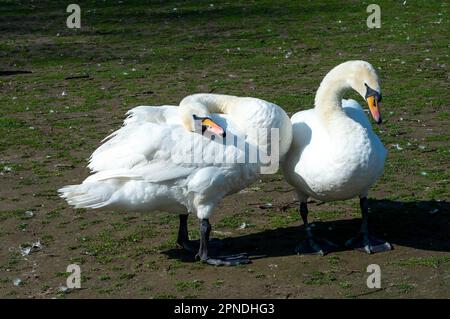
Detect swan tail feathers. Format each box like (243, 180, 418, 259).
(58, 183, 112, 209)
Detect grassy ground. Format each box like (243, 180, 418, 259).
(0, 0, 448, 298)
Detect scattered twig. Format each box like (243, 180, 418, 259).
(64, 74, 91, 80)
(345, 270, 362, 276)
(263, 188, 293, 193)
(0, 70, 32, 76)
(132, 90, 154, 96)
(54, 164, 75, 169)
(315, 201, 326, 206)
(249, 202, 298, 211)
(350, 287, 387, 297)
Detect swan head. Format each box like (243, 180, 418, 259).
(345, 61, 383, 124)
(180, 102, 226, 137)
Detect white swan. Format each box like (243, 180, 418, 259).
(281, 60, 391, 255)
(59, 93, 292, 265)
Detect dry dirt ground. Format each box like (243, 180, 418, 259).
(0, 1, 448, 298)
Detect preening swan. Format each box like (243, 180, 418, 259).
(59, 93, 292, 265)
(281, 60, 391, 255)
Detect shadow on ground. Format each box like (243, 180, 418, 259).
(163, 199, 449, 262)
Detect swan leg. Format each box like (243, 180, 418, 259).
(177, 214, 223, 253)
(345, 197, 392, 253)
(295, 202, 338, 256)
(177, 214, 197, 253)
(196, 219, 250, 266)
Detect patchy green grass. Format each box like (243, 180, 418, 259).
(303, 271, 337, 285)
(175, 280, 204, 292)
(339, 281, 352, 289)
(392, 256, 449, 269)
(216, 214, 248, 229)
(396, 283, 415, 294)
(268, 208, 298, 228)
(119, 273, 136, 281)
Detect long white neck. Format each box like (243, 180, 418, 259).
(179, 94, 236, 132)
(180, 94, 236, 116)
(314, 67, 351, 121)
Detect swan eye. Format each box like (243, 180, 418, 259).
(364, 83, 380, 100)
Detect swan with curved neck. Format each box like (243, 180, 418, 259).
(179, 94, 230, 136)
(179, 93, 292, 161)
(59, 93, 292, 266)
(315, 60, 382, 123)
(281, 60, 390, 255)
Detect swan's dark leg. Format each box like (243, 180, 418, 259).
(196, 219, 250, 266)
(295, 202, 337, 256)
(177, 214, 223, 253)
(196, 219, 210, 261)
(345, 197, 392, 253)
(177, 214, 197, 253)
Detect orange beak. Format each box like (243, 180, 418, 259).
(367, 95, 382, 124)
(201, 118, 226, 137)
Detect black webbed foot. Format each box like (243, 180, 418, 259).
(197, 253, 250, 266)
(346, 233, 392, 254)
(295, 237, 338, 256)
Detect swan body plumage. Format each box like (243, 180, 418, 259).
(59, 94, 292, 221)
(283, 98, 386, 202)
